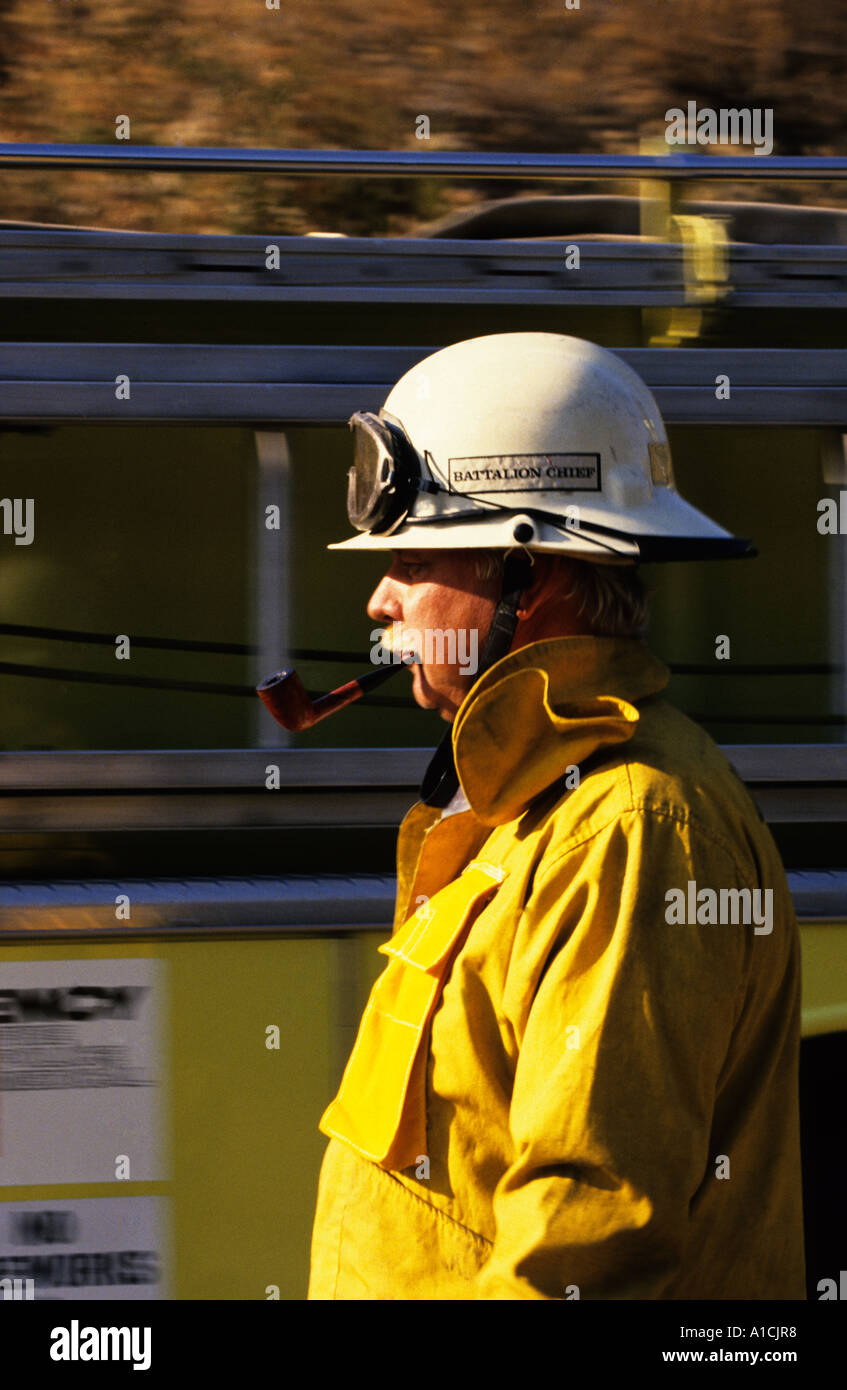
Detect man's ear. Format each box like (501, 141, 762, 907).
(515, 554, 562, 620)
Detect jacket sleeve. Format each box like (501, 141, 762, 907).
(474, 808, 752, 1300)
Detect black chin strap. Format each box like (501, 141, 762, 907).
(420, 549, 534, 808)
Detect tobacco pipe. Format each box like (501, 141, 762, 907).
(257, 659, 412, 731)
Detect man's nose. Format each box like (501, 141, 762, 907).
(367, 573, 403, 625)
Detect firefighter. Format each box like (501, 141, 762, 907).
(308, 332, 805, 1300)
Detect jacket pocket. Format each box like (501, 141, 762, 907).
(319, 861, 506, 1170)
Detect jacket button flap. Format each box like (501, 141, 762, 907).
(380, 861, 506, 972)
(318, 861, 505, 1168)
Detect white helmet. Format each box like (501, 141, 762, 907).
(329, 332, 750, 563)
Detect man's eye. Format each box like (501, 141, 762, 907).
(402, 560, 428, 579)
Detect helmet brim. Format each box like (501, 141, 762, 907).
(328, 491, 753, 562)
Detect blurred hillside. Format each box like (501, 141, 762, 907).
(0, 0, 846, 235)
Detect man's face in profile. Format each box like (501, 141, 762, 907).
(366, 550, 499, 721)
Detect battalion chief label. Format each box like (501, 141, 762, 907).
(447, 453, 601, 493)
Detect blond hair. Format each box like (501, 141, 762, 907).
(473, 552, 649, 639)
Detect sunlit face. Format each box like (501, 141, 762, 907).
(366, 550, 499, 721)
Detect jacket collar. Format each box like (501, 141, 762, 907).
(451, 635, 670, 826)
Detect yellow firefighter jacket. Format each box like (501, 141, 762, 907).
(308, 635, 805, 1299)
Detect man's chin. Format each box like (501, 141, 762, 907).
(411, 672, 456, 721)
(411, 687, 440, 714)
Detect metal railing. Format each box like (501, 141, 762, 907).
(0, 748, 845, 829)
(0, 869, 844, 935)
(1, 344, 846, 424)
(2, 144, 847, 182)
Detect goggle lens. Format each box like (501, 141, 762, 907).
(347, 421, 389, 529)
(347, 412, 414, 532)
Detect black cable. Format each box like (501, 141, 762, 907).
(0, 660, 415, 706)
(0, 623, 368, 664)
(2, 625, 839, 677)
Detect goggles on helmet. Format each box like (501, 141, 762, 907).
(347, 411, 431, 534)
